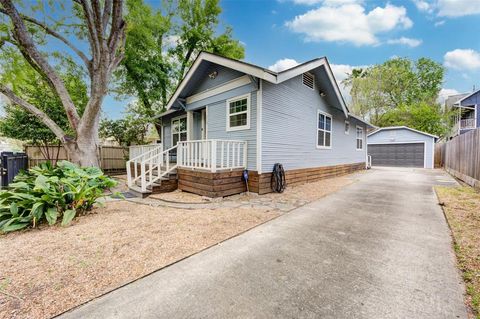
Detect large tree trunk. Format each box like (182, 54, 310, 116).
(66, 140, 99, 167)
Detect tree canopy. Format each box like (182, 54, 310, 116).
(0, 48, 88, 146)
(0, 0, 126, 166)
(115, 0, 245, 134)
(344, 57, 449, 136)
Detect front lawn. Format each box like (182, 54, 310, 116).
(435, 185, 480, 319)
(0, 201, 279, 319)
(0, 173, 359, 318)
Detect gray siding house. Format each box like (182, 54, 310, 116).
(447, 89, 480, 137)
(127, 52, 372, 196)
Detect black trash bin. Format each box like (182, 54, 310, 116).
(0, 152, 28, 187)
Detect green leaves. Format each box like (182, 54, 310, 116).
(0, 161, 117, 233)
(34, 175, 49, 192)
(345, 57, 446, 136)
(10, 203, 18, 216)
(45, 207, 58, 225)
(61, 209, 76, 226)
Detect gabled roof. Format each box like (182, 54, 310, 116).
(166, 51, 349, 117)
(457, 89, 480, 105)
(348, 113, 375, 129)
(367, 126, 438, 139)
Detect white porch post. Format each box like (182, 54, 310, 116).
(187, 110, 194, 141)
(211, 140, 217, 173)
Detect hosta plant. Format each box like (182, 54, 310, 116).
(0, 161, 118, 233)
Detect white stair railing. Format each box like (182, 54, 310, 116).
(177, 139, 247, 172)
(126, 144, 177, 192)
(129, 143, 162, 160)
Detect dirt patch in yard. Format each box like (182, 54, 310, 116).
(0, 172, 359, 319)
(0, 202, 279, 319)
(435, 186, 480, 319)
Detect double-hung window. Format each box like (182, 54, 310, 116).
(317, 111, 332, 148)
(356, 126, 364, 150)
(172, 116, 187, 146)
(226, 94, 250, 131)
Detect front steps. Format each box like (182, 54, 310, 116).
(128, 171, 178, 198)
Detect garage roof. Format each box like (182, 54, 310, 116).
(367, 126, 438, 140)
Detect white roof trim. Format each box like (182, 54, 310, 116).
(348, 113, 375, 128)
(166, 52, 349, 117)
(367, 126, 438, 139)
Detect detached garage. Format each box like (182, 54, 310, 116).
(367, 126, 438, 169)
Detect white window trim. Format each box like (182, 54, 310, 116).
(316, 110, 332, 149)
(226, 93, 251, 132)
(344, 120, 350, 135)
(171, 115, 187, 146)
(302, 72, 315, 90)
(356, 125, 364, 151)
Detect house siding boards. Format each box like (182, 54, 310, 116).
(206, 89, 257, 170)
(367, 128, 435, 169)
(186, 64, 244, 97)
(261, 75, 367, 173)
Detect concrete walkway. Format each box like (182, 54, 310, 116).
(59, 167, 468, 319)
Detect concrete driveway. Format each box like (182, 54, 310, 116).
(59, 167, 467, 319)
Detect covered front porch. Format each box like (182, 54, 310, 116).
(126, 138, 248, 197)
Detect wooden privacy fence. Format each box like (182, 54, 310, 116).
(24, 145, 128, 173)
(435, 128, 480, 189)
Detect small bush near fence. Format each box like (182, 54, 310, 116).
(0, 161, 117, 233)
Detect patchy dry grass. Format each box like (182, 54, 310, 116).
(0, 202, 279, 319)
(436, 186, 480, 319)
(0, 173, 359, 319)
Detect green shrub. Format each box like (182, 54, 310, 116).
(0, 161, 118, 233)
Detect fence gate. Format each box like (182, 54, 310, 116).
(0, 152, 28, 187)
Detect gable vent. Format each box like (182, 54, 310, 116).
(302, 72, 314, 90)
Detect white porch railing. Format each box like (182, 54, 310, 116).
(177, 139, 247, 172)
(460, 118, 476, 129)
(126, 144, 177, 192)
(129, 143, 162, 160)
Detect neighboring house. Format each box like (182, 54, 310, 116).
(447, 89, 480, 138)
(367, 126, 438, 169)
(127, 52, 372, 197)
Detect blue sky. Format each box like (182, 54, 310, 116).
(107, 0, 480, 118)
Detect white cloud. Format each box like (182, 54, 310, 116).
(437, 0, 480, 17)
(444, 49, 480, 70)
(413, 0, 480, 17)
(268, 58, 300, 72)
(387, 37, 422, 47)
(437, 88, 459, 105)
(434, 20, 445, 27)
(413, 0, 433, 13)
(285, 3, 413, 46)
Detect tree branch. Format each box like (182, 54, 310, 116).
(0, 0, 81, 131)
(0, 85, 68, 141)
(0, 8, 91, 72)
(102, 0, 112, 33)
(78, 0, 101, 64)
